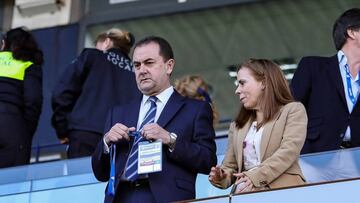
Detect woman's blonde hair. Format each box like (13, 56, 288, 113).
(95, 28, 135, 55)
(235, 59, 294, 128)
(174, 75, 219, 126)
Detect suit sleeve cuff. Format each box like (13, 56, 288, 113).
(103, 137, 110, 154)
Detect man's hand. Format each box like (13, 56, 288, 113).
(59, 137, 69, 144)
(141, 123, 170, 144)
(208, 165, 227, 182)
(104, 123, 136, 145)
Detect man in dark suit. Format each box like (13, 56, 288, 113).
(291, 8, 360, 154)
(92, 36, 217, 203)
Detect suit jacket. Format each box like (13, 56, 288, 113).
(290, 55, 360, 154)
(210, 102, 307, 190)
(92, 90, 217, 203)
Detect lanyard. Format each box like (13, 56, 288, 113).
(344, 64, 360, 105)
(107, 145, 116, 196)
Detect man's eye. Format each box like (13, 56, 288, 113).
(134, 63, 140, 69)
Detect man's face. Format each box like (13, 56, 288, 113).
(133, 42, 174, 96)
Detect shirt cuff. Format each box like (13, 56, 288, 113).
(103, 137, 111, 154)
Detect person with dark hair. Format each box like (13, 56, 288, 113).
(92, 36, 217, 203)
(291, 8, 360, 153)
(209, 59, 307, 193)
(0, 27, 43, 168)
(174, 75, 219, 126)
(52, 28, 140, 158)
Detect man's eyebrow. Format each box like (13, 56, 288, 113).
(134, 58, 155, 63)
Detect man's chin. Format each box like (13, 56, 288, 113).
(139, 86, 154, 95)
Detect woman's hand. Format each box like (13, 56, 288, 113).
(209, 165, 227, 182)
(233, 173, 254, 193)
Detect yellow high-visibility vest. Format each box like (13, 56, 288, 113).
(0, 51, 33, 80)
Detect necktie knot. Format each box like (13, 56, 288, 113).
(149, 96, 157, 105)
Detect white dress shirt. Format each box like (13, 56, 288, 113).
(338, 50, 360, 141)
(136, 86, 174, 129)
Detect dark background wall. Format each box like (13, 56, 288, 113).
(31, 24, 79, 149)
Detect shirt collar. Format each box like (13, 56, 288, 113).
(142, 86, 174, 105)
(338, 50, 347, 66)
(338, 50, 360, 81)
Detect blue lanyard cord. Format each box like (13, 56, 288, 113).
(107, 145, 116, 196)
(344, 64, 360, 105)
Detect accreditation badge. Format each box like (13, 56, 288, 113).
(137, 141, 162, 174)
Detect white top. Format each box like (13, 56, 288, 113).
(243, 121, 264, 171)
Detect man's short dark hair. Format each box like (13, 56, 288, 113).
(133, 36, 174, 61)
(333, 8, 360, 50)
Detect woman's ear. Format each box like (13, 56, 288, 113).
(261, 81, 265, 90)
(104, 38, 114, 50)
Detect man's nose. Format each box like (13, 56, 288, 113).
(137, 64, 147, 73)
(235, 86, 241, 95)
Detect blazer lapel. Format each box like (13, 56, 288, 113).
(156, 91, 185, 128)
(327, 55, 347, 107)
(260, 112, 281, 161)
(123, 98, 141, 129)
(236, 121, 251, 171)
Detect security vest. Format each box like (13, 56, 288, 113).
(0, 51, 33, 80)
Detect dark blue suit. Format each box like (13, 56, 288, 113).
(290, 55, 360, 154)
(92, 90, 217, 203)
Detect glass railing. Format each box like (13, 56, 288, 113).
(0, 139, 359, 203)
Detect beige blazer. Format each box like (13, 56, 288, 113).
(211, 102, 307, 190)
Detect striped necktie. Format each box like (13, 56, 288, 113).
(124, 96, 158, 181)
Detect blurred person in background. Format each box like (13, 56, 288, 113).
(52, 28, 140, 158)
(209, 59, 307, 193)
(0, 27, 43, 168)
(174, 75, 219, 126)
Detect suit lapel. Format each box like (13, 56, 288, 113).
(236, 121, 251, 171)
(156, 91, 185, 128)
(260, 111, 281, 161)
(327, 55, 347, 107)
(122, 98, 141, 129)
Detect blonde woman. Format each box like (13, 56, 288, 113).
(174, 75, 219, 126)
(209, 59, 307, 193)
(52, 28, 140, 158)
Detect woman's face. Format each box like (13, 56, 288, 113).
(235, 67, 264, 110)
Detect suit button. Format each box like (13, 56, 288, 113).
(259, 180, 267, 185)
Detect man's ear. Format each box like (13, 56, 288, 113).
(166, 59, 175, 75)
(347, 28, 357, 40)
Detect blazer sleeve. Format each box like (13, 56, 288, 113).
(290, 57, 313, 106)
(210, 122, 238, 189)
(167, 101, 217, 174)
(23, 64, 43, 136)
(51, 49, 93, 138)
(243, 103, 307, 188)
(91, 108, 112, 182)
